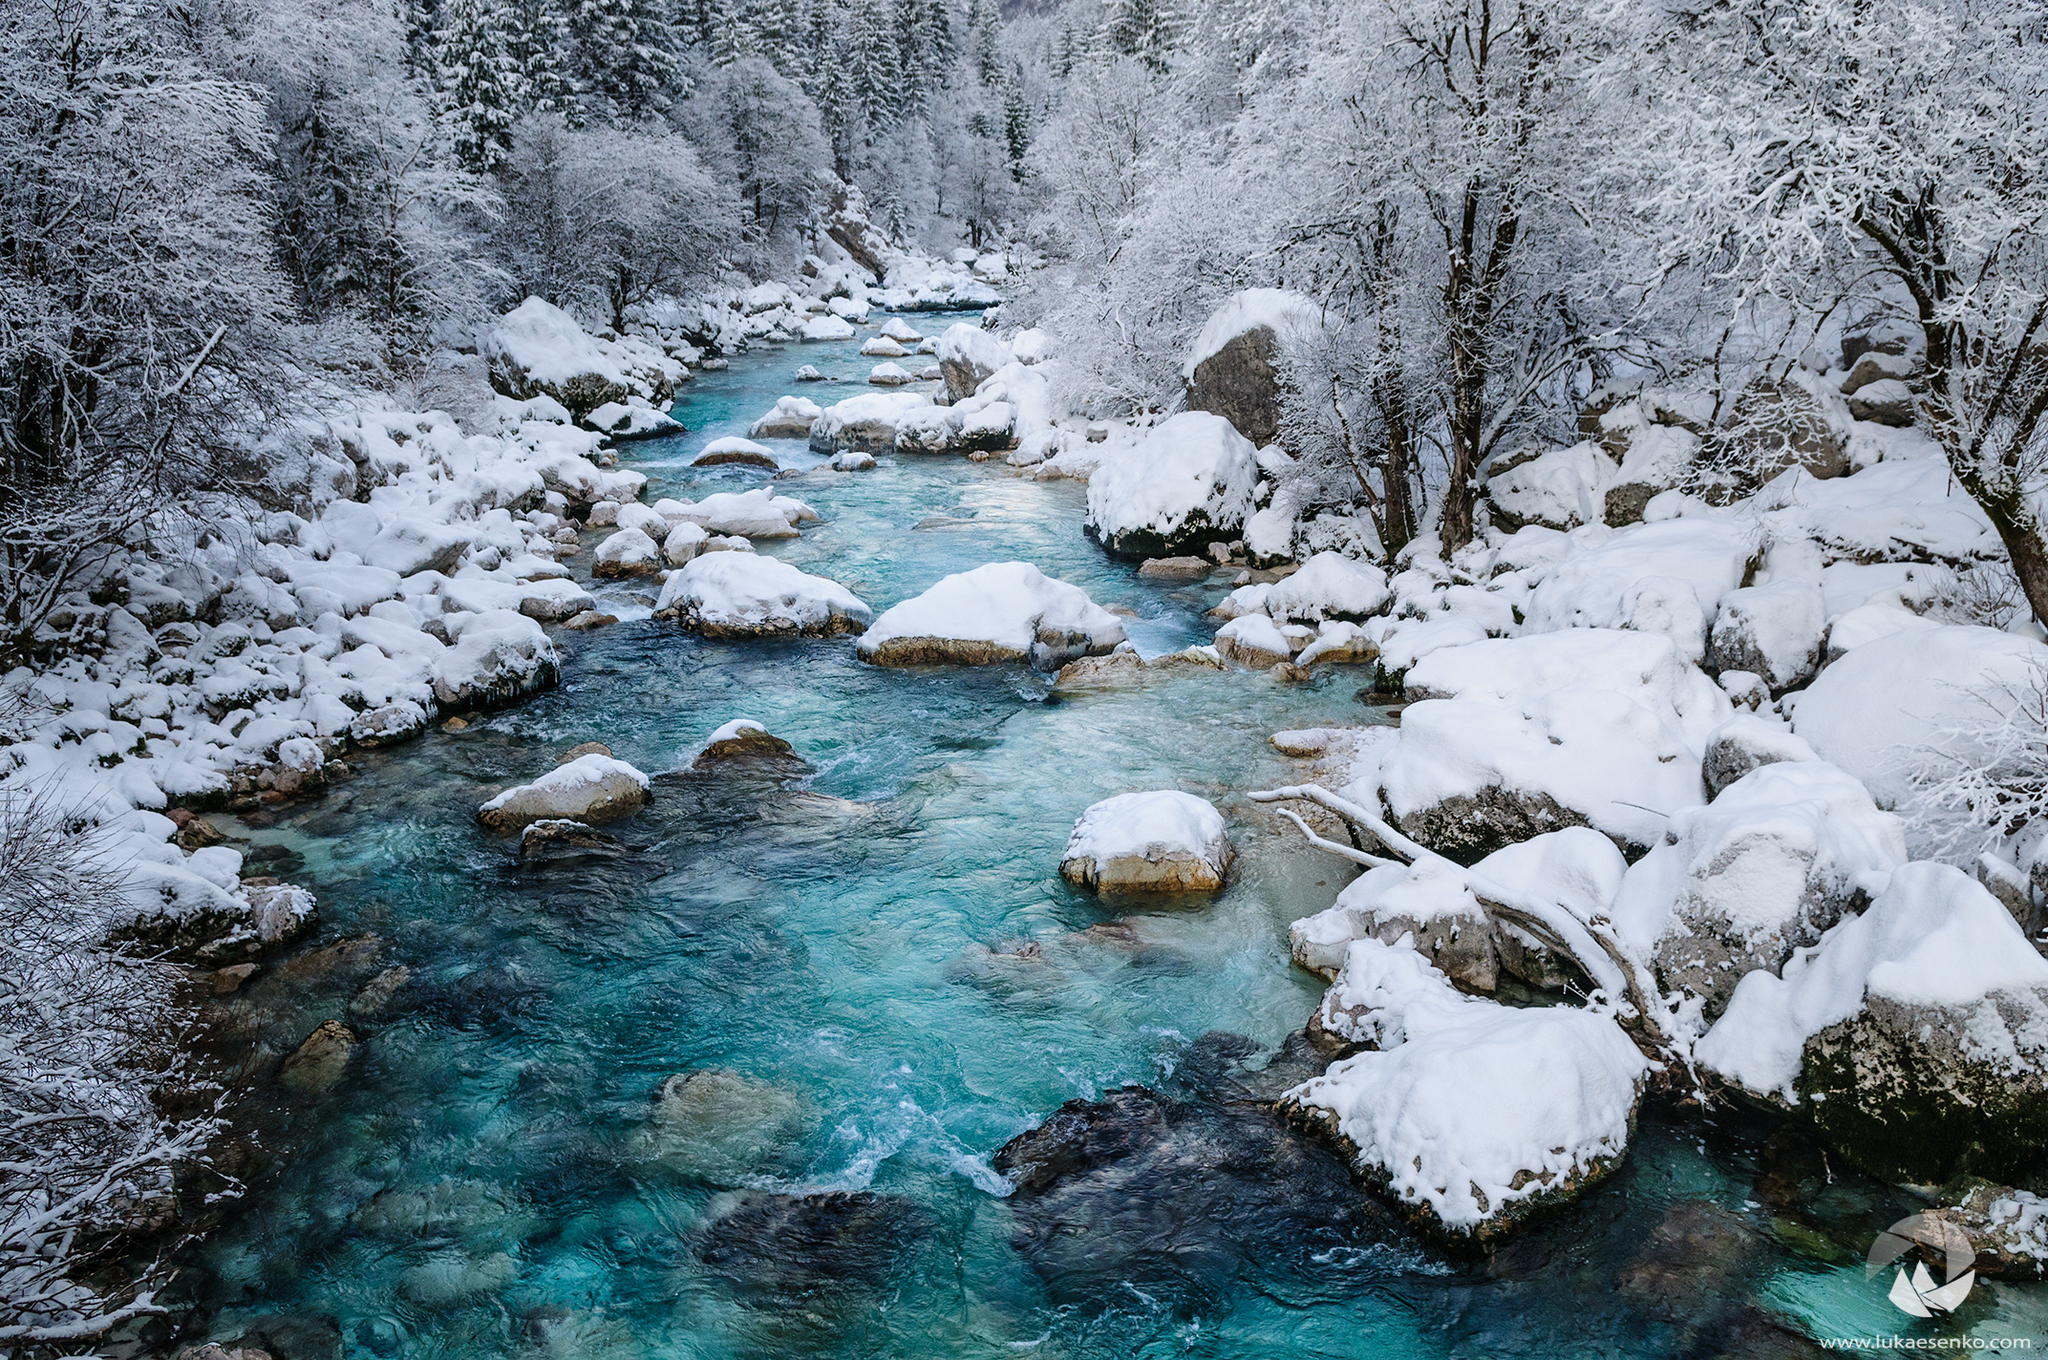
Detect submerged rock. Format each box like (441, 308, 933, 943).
(639, 1069, 816, 1184)
(280, 1019, 357, 1094)
(696, 1190, 928, 1304)
(1059, 791, 1232, 897)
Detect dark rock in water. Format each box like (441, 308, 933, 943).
(221, 1314, 342, 1360)
(994, 1081, 1404, 1316)
(696, 1190, 927, 1304)
(1616, 1201, 1757, 1316)
(279, 1020, 356, 1094)
(517, 818, 626, 864)
(689, 722, 812, 777)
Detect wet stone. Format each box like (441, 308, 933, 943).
(695, 1190, 929, 1305)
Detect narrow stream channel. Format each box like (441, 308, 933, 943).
(170, 317, 2040, 1359)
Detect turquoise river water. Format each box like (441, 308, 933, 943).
(169, 315, 2048, 1359)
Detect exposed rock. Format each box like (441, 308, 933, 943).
(695, 1191, 928, 1305)
(477, 753, 651, 834)
(1846, 378, 1915, 427)
(1840, 316, 1922, 371)
(1705, 580, 1827, 693)
(430, 610, 560, 713)
(690, 719, 812, 775)
(1059, 791, 1232, 896)
(1715, 377, 1849, 483)
(1085, 412, 1259, 559)
(592, 527, 661, 577)
(1181, 290, 1319, 446)
(934, 322, 1011, 400)
(1839, 348, 1918, 395)
(515, 818, 623, 863)
(210, 962, 259, 995)
(1701, 714, 1821, 798)
(1049, 645, 1225, 694)
(1929, 1185, 2048, 1280)
(280, 1019, 357, 1094)
(1136, 555, 1213, 582)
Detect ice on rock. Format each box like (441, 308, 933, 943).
(1084, 412, 1259, 559)
(749, 395, 823, 439)
(1787, 623, 2048, 808)
(856, 562, 1127, 668)
(1286, 938, 1649, 1243)
(477, 753, 651, 834)
(1058, 790, 1233, 895)
(655, 553, 871, 638)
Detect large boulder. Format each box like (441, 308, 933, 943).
(1705, 580, 1827, 693)
(482, 297, 681, 417)
(1714, 376, 1849, 483)
(933, 322, 1013, 400)
(477, 753, 651, 834)
(430, 610, 560, 711)
(806, 390, 933, 454)
(1085, 412, 1260, 559)
(1612, 761, 1906, 1018)
(748, 395, 823, 440)
(1286, 938, 1650, 1245)
(1181, 289, 1320, 446)
(855, 562, 1126, 668)
(1486, 442, 1617, 532)
(1699, 862, 2048, 1183)
(655, 553, 871, 638)
(1059, 791, 1232, 896)
(1262, 552, 1392, 623)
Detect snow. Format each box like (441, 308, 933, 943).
(856, 562, 1127, 667)
(934, 322, 1014, 396)
(868, 361, 914, 385)
(1487, 442, 1616, 531)
(1262, 552, 1392, 622)
(860, 335, 910, 357)
(1698, 862, 2048, 1099)
(1182, 288, 1322, 378)
(660, 488, 815, 539)
(593, 527, 660, 574)
(1085, 412, 1259, 556)
(483, 297, 680, 406)
(1289, 938, 1649, 1235)
(1214, 611, 1297, 667)
(654, 552, 871, 637)
(800, 314, 856, 341)
(807, 390, 934, 452)
(1059, 790, 1231, 892)
(477, 753, 651, 833)
(1706, 579, 1827, 690)
(1786, 624, 2048, 806)
(692, 435, 778, 466)
(748, 395, 823, 439)
(1521, 518, 1757, 663)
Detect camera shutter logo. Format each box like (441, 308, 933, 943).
(1866, 1213, 1977, 1318)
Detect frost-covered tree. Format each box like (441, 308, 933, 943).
(1633, 0, 2048, 629)
(432, 0, 524, 169)
(0, 0, 291, 665)
(683, 55, 831, 258)
(500, 114, 741, 327)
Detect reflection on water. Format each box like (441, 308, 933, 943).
(171, 321, 2048, 1359)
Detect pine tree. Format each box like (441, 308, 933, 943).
(434, 0, 526, 171)
(511, 0, 579, 116)
(575, 0, 683, 115)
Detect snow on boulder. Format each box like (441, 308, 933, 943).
(655, 552, 871, 638)
(431, 610, 560, 711)
(585, 401, 681, 440)
(1286, 938, 1650, 1244)
(1263, 552, 1393, 623)
(1214, 612, 1300, 668)
(1701, 712, 1822, 797)
(856, 562, 1126, 668)
(878, 317, 922, 343)
(663, 488, 815, 539)
(868, 361, 915, 386)
(1085, 412, 1259, 559)
(1787, 624, 2048, 809)
(860, 335, 910, 357)
(807, 390, 934, 454)
(1058, 790, 1232, 895)
(749, 395, 823, 440)
(1522, 518, 1756, 664)
(1182, 288, 1322, 446)
(1698, 862, 2048, 1182)
(661, 521, 711, 566)
(935, 322, 1014, 400)
(1612, 761, 1907, 1019)
(1366, 630, 1729, 859)
(477, 753, 651, 834)
(1704, 579, 1827, 692)
(592, 526, 662, 577)
(692, 436, 779, 469)
(1486, 442, 1617, 533)
(800, 314, 856, 341)
(483, 297, 681, 417)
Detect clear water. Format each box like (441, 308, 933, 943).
(173, 319, 2048, 1359)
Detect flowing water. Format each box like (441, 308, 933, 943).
(171, 317, 2048, 1359)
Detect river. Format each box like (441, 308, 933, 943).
(168, 313, 2033, 1360)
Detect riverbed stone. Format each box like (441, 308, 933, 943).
(477, 753, 651, 834)
(1059, 791, 1233, 897)
(639, 1069, 817, 1184)
(280, 1019, 357, 1094)
(696, 1190, 929, 1305)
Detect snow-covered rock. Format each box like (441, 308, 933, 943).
(482, 297, 681, 417)
(806, 390, 933, 454)
(934, 322, 1013, 400)
(1058, 791, 1233, 895)
(868, 361, 915, 386)
(1085, 413, 1259, 559)
(660, 520, 711, 566)
(1213, 612, 1298, 668)
(477, 753, 651, 834)
(860, 335, 910, 357)
(749, 395, 823, 440)
(431, 610, 560, 711)
(655, 552, 871, 638)
(1613, 761, 1907, 1017)
(800, 314, 856, 341)
(584, 401, 681, 441)
(662, 488, 815, 540)
(1182, 289, 1321, 446)
(1787, 624, 2048, 807)
(1701, 713, 1822, 797)
(1522, 518, 1756, 664)
(856, 562, 1127, 668)
(1487, 443, 1617, 532)
(1699, 862, 2048, 1181)
(1287, 938, 1649, 1244)
(1262, 552, 1392, 623)
(878, 317, 922, 343)
(592, 527, 662, 577)
(1366, 629, 1727, 858)
(1704, 579, 1826, 692)
(691, 435, 779, 469)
